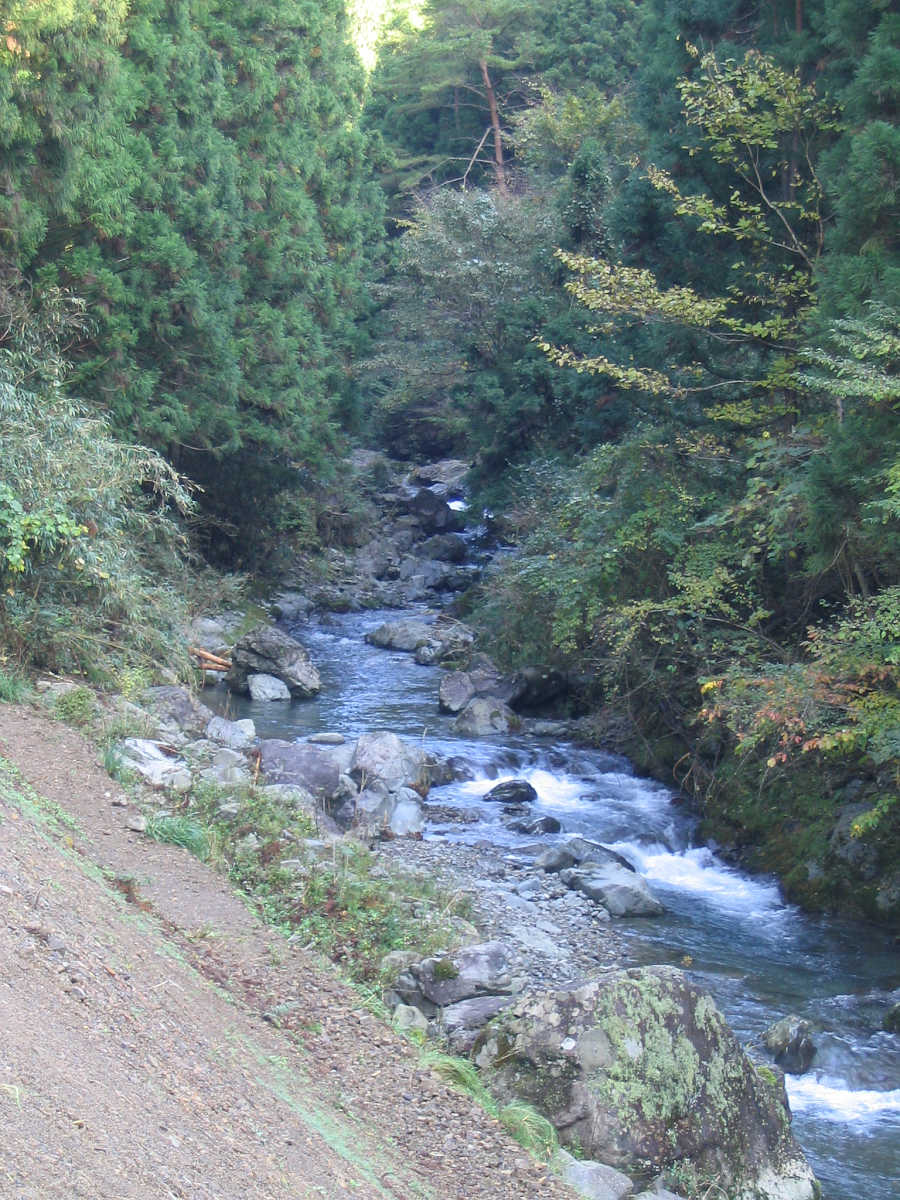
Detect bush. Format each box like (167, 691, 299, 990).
(0, 285, 195, 681)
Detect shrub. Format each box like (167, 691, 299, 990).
(0, 284, 195, 681)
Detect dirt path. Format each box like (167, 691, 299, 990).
(0, 704, 575, 1200)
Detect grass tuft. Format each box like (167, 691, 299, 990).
(0, 667, 29, 703)
(145, 814, 211, 861)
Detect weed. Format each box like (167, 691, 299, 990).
(144, 814, 211, 861)
(498, 1102, 558, 1160)
(0, 666, 29, 703)
(51, 686, 97, 727)
(102, 745, 137, 786)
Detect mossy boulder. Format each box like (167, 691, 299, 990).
(477, 966, 817, 1200)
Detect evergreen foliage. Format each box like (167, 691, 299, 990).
(1, 1, 384, 547)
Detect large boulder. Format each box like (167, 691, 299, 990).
(350, 730, 430, 795)
(537, 838, 636, 875)
(408, 487, 464, 533)
(479, 966, 817, 1200)
(506, 667, 569, 712)
(142, 686, 214, 737)
(409, 459, 470, 494)
(365, 619, 435, 652)
(559, 864, 664, 918)
(226, 625, 321, 698)
(453, 697, 521, 736)
(258, 738, 354, 802)
(439, 671, 476, 714)
(551, 1151, 634, 1200)
(418, 533, 468, 563)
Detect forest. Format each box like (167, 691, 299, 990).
(1, 0, 898, 920)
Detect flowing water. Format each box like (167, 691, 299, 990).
(215, 608, 900, 1200)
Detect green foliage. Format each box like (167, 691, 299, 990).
(145, 814, 212, 860)
(1, 0, 385, 545)
(0, 666, 30, 703)
(0, 286, 195, 679)
(51, 686, 99, 728)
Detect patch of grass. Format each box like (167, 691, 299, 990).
(145, 814, 212, 861)
(0, 666, 29, 703)
(101, 745, 138, 786)
(51, 685, 98, 727)
(418, 1047, 559, 1161)
(187, 781, 474, 982)
(498, 1101, 558, 1160)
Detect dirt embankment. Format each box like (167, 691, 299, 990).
(0, 704, 575, 1200)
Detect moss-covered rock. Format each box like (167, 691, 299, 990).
(477, 966, 817, 1200)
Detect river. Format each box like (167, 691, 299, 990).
(216, 606, 900, 1200)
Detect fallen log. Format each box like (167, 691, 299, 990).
(188, 645, 232, 670)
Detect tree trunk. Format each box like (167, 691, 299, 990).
(479, 58, 506, 194)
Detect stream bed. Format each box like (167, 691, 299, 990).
(215, 608, 900, 1200)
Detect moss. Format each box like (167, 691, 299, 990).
(432, 957, 459, 982)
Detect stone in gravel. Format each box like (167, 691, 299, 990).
(513, 877, 544, 899)
(393, 1004, 429, 1035)
(484, 779, 538, 805)
(247, 673, 291, 702)
(119, 739, 192, 791)
(396, 942, 523, 1012)
(126, 812, 147, 833)
(308, 732, 346, 745)
(552, 1150, 634, 1200)
(206, 715, 256, 749)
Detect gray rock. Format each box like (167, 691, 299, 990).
(439, 671, 476, 714)
(453, 697, 521, 736)
(365, 619, 435, 652)
(308, 732, 346, 745)
(537, 838, 635, 875)
(408, 487, 463, 533)
(226, 625, 321, 698)
(441, 995, 515, 1050)
(763, 1016, 816, 1075)
(142, 686, 214, 736)
(552, 1151, 634, 1200)
(126, 812, 148, 833)
(484, 779, 538, 805)
(392, 1004, 429, 1035)
(351, 730, 429, 795)
(828, 804, 879, 880)
(256, 783, 318, 815)
(418, 533, 468, 563)
(206, 715, 256, 749)
(259, 739, 354, 801)
(247, 673, 291, 701)
(506, 666, 569, 712)
(480, 966, 817, 1200)
(118, 738, 192, 791)
(270, 591, 312, 621)
(396, 941, 523, 1013)
(387, 791, 426, 837)
(560, 865, 664, 917)
(409, 459, 470, 491)
(508, 815, 562, 835)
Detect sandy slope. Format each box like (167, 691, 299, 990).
(0, 704, 575, 1200)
